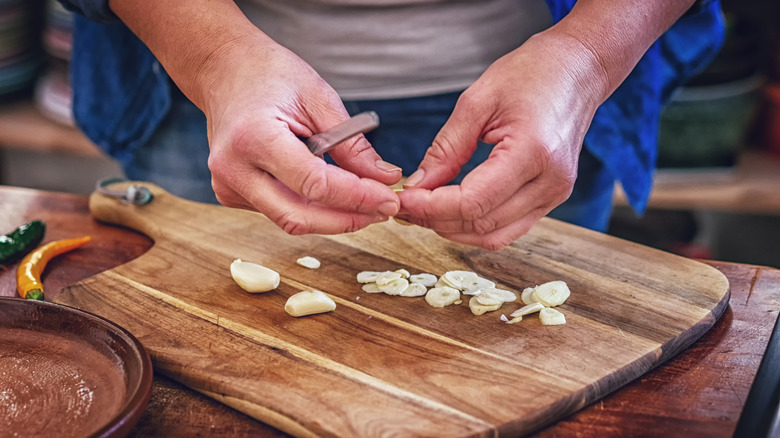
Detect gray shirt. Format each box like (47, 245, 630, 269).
(236, 0, 553, 99)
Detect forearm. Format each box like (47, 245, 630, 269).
(546, 0, 697, 104)
(108, 0, 270, 110)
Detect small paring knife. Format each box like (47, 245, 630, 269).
(305, 111, 380, 156)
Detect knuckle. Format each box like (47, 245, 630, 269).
(472, 216, 498, 235)
(277, 211, 311, 236)
(459, 189, 491, 221)
(298, 168, 329, 202)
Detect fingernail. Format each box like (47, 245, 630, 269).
(378, 200, 399, 216)
(404, 169, 425, 187)
(376, 160, 401, 174)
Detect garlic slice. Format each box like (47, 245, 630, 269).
(532, 281, 571, 307)
(409, 273, 438, 287)
(357, 271, 382, 283)
(441, 270, 479, 290)
(539, 307, 566, 325)
(361, 283, 383, 293)
(285, 290, 336, 317)
(400, 282, 428, 297)
(375, 271, 403, 286)
(520, 287, 538, 305)
(230, 259, 280, 293)
(378, 277, 409, 296)
(509, 302, 545, 318)
(296, 256, 321, 269)
(469, 296, 501, 315)
(424, 286, 461, 308)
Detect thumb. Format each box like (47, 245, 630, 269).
(404, 94, 488, 189)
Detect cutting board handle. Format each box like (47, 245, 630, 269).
(89, 181, 177, 241)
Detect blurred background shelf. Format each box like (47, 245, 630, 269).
(614, 149, 780, 215)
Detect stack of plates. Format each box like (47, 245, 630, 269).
(0, 0, 43, 96)
(34, 0, 74, 125)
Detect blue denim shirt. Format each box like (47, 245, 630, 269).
(60, 0, 724, 213)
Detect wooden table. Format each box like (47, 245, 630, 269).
(1, 185, 778, 437)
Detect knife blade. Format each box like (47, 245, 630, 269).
(305, 111, 380, 156)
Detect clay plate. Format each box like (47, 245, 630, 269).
(0, 297, 153, 438)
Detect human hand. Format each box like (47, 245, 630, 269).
(397, 31, 608, 250)
(198, 34, 402, 235)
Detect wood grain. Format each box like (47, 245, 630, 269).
(52, 182, 731, 437)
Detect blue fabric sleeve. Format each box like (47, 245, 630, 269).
(542, 0, 725, 212)
(70, 16, 172, 166)
(57, 0, 117, 22)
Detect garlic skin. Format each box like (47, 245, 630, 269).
(230, 259, 280, 293)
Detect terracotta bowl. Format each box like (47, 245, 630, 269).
(0, 297, 153, 437)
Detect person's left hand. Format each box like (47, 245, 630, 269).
(396, 30, 608, 250)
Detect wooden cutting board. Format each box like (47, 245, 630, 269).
(54, 182, 730, 437)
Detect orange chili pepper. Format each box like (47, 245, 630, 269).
(16, 236, 92, 300)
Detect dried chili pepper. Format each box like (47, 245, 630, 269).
(1, 220, 46, 265)
(17, 236, 92, 300)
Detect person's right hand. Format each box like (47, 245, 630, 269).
(190, 32, 402, 235)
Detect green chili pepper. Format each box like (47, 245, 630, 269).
(0, 220, 46, 265)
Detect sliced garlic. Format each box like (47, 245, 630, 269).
(475, 292, 503, 306)
(284, 290, 336, 317)
(375, 271, 403, 286)
(509, 302, 545, 318)
(361, 283, 382, 293)
(409, 273, 437, 287)
(462, 276, 496, 293)
(469, 296, 501, 315)
(230, 259, 280, 293)
(296, 256, 321, 269)
(378, 277, 409, 296)
(520, 287, 538, 305)
(532, 281, 571, 307)
(539, 307, 566, 325)
(441, 270, 479, 290)
(482, 287, 517, 303)
(357, 271, 382, 283)
(425, 286, 461, 308)
(506, 316, 524, 324)
(394, 268, 411, 279)
(400, 282, 428, 297)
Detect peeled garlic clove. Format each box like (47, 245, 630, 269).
(357, 271, 381, 283)
(469, 295, 501, 315)
(400, 282, 428, 297)
(409, 273, 437, 287)
(230, 259, 280, 293)
(532, 281, 571, 307)
(510, 302, 545, 318)
(425, 286, 461, 308)
(285, 290, 336, 317)
(539, 307, 566, 325)
(378, 277, 409, 296)
(296, 256, 321, 269)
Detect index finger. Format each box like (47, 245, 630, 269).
(260, 127, 401, 217)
